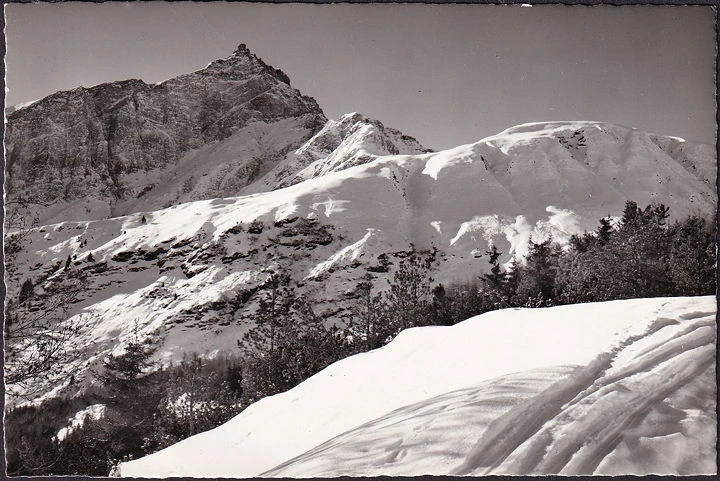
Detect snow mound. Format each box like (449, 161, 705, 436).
(119, 296, 716, 477)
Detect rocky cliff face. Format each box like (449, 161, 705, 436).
(4, 44, 327, 225)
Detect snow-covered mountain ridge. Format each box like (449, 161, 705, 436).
(274, 111, 432, 188)
(119, 296, 716, 477)
(483, 120, 714, 186)
(5, 119, 715, 403)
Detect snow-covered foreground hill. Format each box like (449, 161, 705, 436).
(119, 296, 716, 477)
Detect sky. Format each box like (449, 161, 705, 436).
(4, 2, 716, 149)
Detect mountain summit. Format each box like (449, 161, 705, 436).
(4, 44, 326, 224)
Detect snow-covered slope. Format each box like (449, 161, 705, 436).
(5, 121, 715, 402)
(119, 296, 716, 477)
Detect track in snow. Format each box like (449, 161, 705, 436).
(265, 305, 716, 477)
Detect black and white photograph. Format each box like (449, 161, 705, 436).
(3, 1, 717, 477)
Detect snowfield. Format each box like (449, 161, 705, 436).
(119, 296, 716, 477)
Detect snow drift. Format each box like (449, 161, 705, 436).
(119, 296, 716, 477)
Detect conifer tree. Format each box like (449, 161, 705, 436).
(383, 254, 432, 331)
(430, 284, 454, 326)
(350, 275, 389, 349)
(667, 215, 716, 295)
(479, 245, 510, 310)
(98, 330, 158, 398)
(621, 200, 640, 225)
(239, 271, 300, 403)
(597, 217, 613, 244)
(514, 238, 557, 306)
(483, 245, 506, 288)
(19, 278, 34, 304)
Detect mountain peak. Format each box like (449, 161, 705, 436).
(234, 43, 252, 56)
(4, 42, 326, 225)
(272, 111, 430, 187)
(195, 43, 291, 86)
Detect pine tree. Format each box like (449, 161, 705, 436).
(99, 333, 158, 397)
(478, 245, 511, 310)
(503, 257, 521, 306)
(238, 271, 300, 403)
(483, 245, 506, 288)
(287, 298, 350, 382)
(430, 284, 454, 326)
(597, 217, 613, 244)
(667, 215, 716, 295)
(349, 275, 389, 349)
(514, 238, 557, 306)
(621, 200, 640, 226)
(384, 254, 432, 331)
(19, 279, 34, 304)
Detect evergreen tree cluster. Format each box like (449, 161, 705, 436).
(6, 332, 244, 476)
(514, 201, 716, 306)
(429, 202, 715, 321)
(238, 271, 349, 404)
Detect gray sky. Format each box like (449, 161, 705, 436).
(4, 2, 716, 149)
